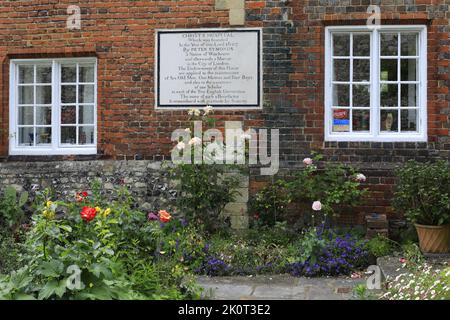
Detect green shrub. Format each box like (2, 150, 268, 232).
(0, 232, 25, 275)
(0, 186, 28, 232)
(366, 235, 393, 258)
(0, 183, 200, 300)
(393, 160, 450, 226)
(286, 154, 367, 224)
(168, 108, 243, 234)
(249, 180, 292, 227)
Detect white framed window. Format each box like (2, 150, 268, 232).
(324, 25, 427, 142)
(9, 58, 97, 155)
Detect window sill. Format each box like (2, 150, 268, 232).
(9, 147, 97, 156)
(325, 134, 427, 142)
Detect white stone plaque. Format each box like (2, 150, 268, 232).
(156, 28, 262, 109)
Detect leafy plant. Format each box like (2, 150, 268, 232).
(393, 160, 450, 226)
(352, 283, 378, 300)
(401, 242, 424, 265)
(366, 235, 394, 258)
(249, 180, 292, 227)
(0, 183, 200, 300)
(168, 107, 242, 234)
(296, 227, 327, 265)
(0, 186, 29, 232)
(287, 154, 367, 224)
(0, 232, 25, 274)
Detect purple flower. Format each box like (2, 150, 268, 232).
(147, 212, 159, 221)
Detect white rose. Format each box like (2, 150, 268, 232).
(188, 137, 202, 146)
(204, 105, 213, 115)
(241, 133, 252, 140)
(356, 173, 366, 182)
(176, 141, 185, 150)
(312, 201, 322, 211)
(188, 108, 201, 116)
(303, 158, 313, 166)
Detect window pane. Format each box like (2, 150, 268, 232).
(333, 59, 350, 81)
(61, 65, 77, 83)
(79, 105, 94, 124)
(36, 85, 52, 104)
(401, 109, 417, 132)
(79, 85, 94, 103)
(380, 84, 398, 107)
(36, 107, 51, 125)
(61, 85, 76, 103)
(79, 126, 95, 145)
(401, 84, 417, 107)
(352, 109, 370, 131)
(36, 127, 51, 145)
(353, 85, 370, 108)
(380, 110, 398, 132)
(18, 106, 33, 125)
(353, 34, 370, 56)
(19, 127, 34, 146)
(19, 86, 33, 104)
(401, 34, 417, 56)
(401, 59, 417, 81)
(79, 65, 94, 82)
(381, 33, 398, 56)
(61, 105, 76, 124)
(380, 59, 397, 81)
(36, 66, 52, 83)
(353, 59, 370, 82)
(19, 65, 34, 84)
(332, 85, 349, 106)
(61, 126, 76, 144)
(332, 109, 350, 132)
(333, 34, 350, 56)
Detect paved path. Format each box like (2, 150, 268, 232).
(197, 275, 367, 300)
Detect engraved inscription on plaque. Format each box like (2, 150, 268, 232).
(156, 29, 262, 108)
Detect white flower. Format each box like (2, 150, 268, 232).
(356, 173, 366, 182)
(176, 141, 185, 150)
(303, 158, 313, 166)
(188, 108, 201, 116)
(188, 137, 202, 146)
(184, 128, 191, 133)
(241, 133, 252, 140)
(312, 201, 322, 211)
(203, 105, 213, 115)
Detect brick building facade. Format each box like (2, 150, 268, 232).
(1, 0, 450, 225)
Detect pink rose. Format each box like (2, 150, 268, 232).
(312, 201, 322, 211)
(303, 158, 313, 166)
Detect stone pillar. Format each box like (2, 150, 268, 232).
(223, 172, 249, 230)
(215, 0, 245, 26)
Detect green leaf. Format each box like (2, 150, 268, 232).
(90, 263, 112, 279)
(37, 260, 64, 278)
(38, 280, 59, 300)
(10, 269, 32, 289)
(59, 225, 72, 233)
(15, 293, 36, 300)
(18, 192, 28, 207)
(54, 279, 67, 298)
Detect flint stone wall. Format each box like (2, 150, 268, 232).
(0, 160, 249, 229)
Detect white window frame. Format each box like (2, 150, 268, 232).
(324, 25, 427, 142)
(9, 58, 97, 155)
